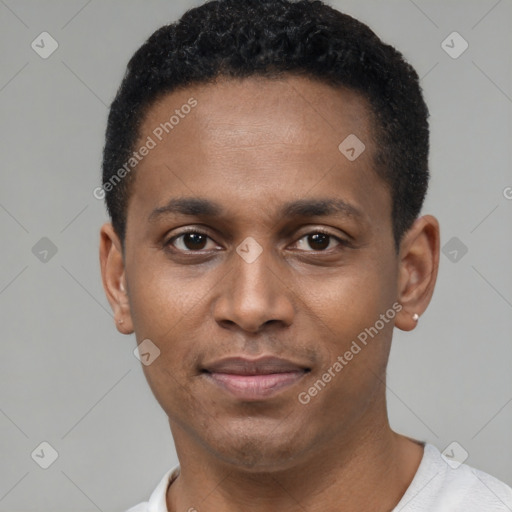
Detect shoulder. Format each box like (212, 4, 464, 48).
(395, 442, 512, 511)
(443, 464, 512, 512)
(438, 461, 512, 510)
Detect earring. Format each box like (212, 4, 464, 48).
(116, 318, 124, 324)
(412, 313, 419, 322)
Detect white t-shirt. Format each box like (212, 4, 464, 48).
(126, 443, 512, 512)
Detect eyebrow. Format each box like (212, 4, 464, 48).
(148, 197, 363, 222)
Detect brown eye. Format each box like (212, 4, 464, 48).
(182, 233, 207, 250)
(294, 231, 343, 252)
(168, 231, 216, 252)
(307, 233, 330, 250)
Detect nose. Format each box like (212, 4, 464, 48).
(212, 240, 295, 333)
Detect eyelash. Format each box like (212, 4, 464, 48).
(165, 228, 349, 254)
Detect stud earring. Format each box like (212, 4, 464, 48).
(412, 313, 419, 322)
(116, 318, 124, 324)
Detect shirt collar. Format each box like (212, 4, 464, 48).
(147, 464, 180, 512)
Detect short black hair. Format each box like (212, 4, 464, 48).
(102, 0, 429, 249)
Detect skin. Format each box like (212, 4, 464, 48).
(100, 75, 440, 512)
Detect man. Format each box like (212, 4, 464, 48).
(98, 0, 512, 510)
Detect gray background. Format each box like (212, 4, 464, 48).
(1, 0, 511, 510)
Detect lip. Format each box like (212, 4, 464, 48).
(202, 356, 310, 401)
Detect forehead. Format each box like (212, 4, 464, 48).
(127, 75, 388, 229)
(143, 74, 373, 151)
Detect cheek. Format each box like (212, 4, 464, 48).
(126, 264, 204, 404)
(295, 262, 397, 403)
(140, 357, 202, 431)
(298, 263, 395, 342)
(126, 257, 202, 339)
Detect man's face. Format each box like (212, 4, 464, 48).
(122, 75, 400, 470)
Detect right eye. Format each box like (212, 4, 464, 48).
(166, 230, 220, 252)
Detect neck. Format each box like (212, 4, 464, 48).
(166, 393, 423, 512)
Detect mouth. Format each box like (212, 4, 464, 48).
(201, 356, 311, 401)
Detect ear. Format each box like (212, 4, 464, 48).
(395, 215, 440, 332)
(99, 223, 134, 335)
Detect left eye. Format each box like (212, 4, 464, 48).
(294, 232, 343, 251)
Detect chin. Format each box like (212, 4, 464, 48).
(204, 422, 310, 472)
